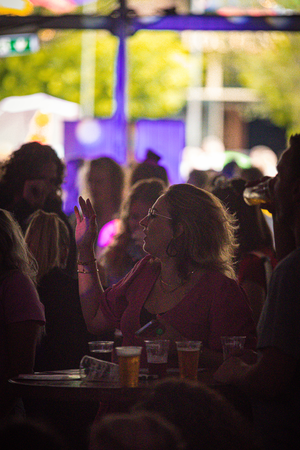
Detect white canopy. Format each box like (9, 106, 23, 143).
(0, 93, 81, 159)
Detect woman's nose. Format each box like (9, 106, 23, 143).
(139, 215, 148, 227)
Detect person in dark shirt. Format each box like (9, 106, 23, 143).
(25, 209, 94, 371)
(214, 134, 300, 449)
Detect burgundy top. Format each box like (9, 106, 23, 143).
(0, 270, 45, 379)
(100, 256, 256, 364)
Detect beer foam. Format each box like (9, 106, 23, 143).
(115, 346, 142, 357)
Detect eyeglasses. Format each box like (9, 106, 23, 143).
(147, 207, 172, 221)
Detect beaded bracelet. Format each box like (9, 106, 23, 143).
(77, 267, 99, 274)
(77, 258, 97, 266)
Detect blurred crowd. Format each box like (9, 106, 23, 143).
(1, 135, 299, 450)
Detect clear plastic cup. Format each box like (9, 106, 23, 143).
(79, 355, 120, 384)
(88, 341, 114, 362)
(221, 336, 246, 360)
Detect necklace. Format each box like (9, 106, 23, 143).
(159, 268, 197, 293)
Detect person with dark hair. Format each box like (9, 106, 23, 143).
(0, 209, 45, 420)
(0, 142, 64, 230)
(212, 178, 277, 324)
(133, 378, 258, 450)
(129, 150, 169, 187)
(0, 141, 76, 277)
(187, 169, 216, 191)
(214, 134, 300, 449)
(74, 183, 256, 369)
(240, 167, 264, 183)
(89, 410, 186, 450)
(98, 178, 166, 286)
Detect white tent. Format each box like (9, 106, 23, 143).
(0, 93, 81, 159)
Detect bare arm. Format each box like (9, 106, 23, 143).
(214, 347, 297, 399)
(74, 197, 115, 335)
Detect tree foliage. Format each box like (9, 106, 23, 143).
(227, 33, 300, 135)
(0, 29, 190, 120)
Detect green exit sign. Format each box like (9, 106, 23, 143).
(0, 34, 39, 57)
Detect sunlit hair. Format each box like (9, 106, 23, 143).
(0, 209, 38, 282)
(25, 210, 70, 283)
(163, 184, 238, 279)
(100, 178, 166, 280)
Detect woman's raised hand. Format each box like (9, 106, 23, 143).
(74, 197, 98, 253)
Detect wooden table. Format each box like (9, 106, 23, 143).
(9, 368, 252, 450)
(9, 368, 213, 404)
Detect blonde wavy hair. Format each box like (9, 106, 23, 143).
(0, 209, 38, 283)
(25, 210, 70, 283)
(163, 184, 238, 279)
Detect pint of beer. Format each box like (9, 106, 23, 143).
(88, 341, 114, 362)
(115, 346, 142, 387)
(243, 178, 272, 206)
(176, 341, 202, 381)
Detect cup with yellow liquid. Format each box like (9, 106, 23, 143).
(176, 341, 202, 381)
(115, 346, 142, 387)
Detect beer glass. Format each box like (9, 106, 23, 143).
(176, 341, 202, 381)
(243, 178, 272, 206)
(145, 340, 170, 378)
(221, 336, 246, 360)
(88, 341, 114, 362)
(115, 346, 142, 387)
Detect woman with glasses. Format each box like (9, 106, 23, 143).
(75, 183, 256, 368)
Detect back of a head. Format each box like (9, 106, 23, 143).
(25, 210, 70, 282)
(90, 411, 185, 450)
(130, 150, 169, 187)
(0, 418, 69, 450)
(240, 167, 264, 183)
(187, 169, 209, 189)
(133, 379, 256, 450)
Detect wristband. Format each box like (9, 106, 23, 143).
(77, 258, 97, 265)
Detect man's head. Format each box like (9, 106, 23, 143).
(273, 134, 300, 224)
(0, 142, 64, 207)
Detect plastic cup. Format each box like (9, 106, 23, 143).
(144, 340, 170, 378)
(221, 336, 246, 360)
(79, 355, 119, 383)
(88, 341, 114, 362)
(176, 341, 202, 381)
(115, 346, 142, 387)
